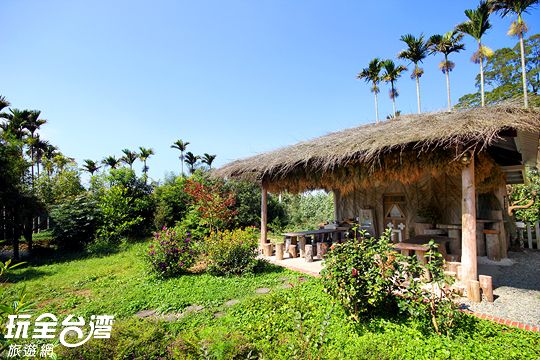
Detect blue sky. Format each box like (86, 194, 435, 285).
(1, 0, 539, 182)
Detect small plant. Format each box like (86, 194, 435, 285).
(321, 230, 399, 320)
(205, 228, 259, 276)
(146, 226, 197, 278)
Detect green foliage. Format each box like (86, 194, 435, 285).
(49, 193, 101, 250)
(225, 180, 287, 229)
(56, 318, 171, 360)
(95, 168, 155, 243)
(321, 231, 399, 319)
(35, 167, 84, 207)
(322, 230, 458, 334)
(153, 175, 190, 229)
(146, 226, 197, 278)
(511, 167, 540, 222)
(205, 228, 259, 276)
(278, 191, 334, 231)
(457, 33, 540, 108)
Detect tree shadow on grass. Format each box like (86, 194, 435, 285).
(3, 267, 51, 283)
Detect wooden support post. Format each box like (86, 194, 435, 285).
(479, 275, 494, 302)
(456, 265, 463, 281)
(299, 237, 306, 258)
(467, 280, 481, 303)
(535, 222, 540, 250)
(288, 244, 298, 258)
(527, 223, 533, 249)
(305, 245, 313, 262)
(485, 231, 501, 261)
(494, 185, 508, 258)
(260, 186, 268, 248)
(275, 243, 284, 260)
(262, 243, 273, 257)
(461, 156, 477, 283)
(333, 189, 340, 222)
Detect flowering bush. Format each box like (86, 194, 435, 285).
(205, 228, 259, 276)
(321, 230, 400, 319)
(146, 226, 197, 277)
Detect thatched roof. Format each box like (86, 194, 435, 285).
(216, 105, 540, 192)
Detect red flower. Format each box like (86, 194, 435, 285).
(351, 268, 358, 277)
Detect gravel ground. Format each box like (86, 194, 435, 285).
(460, 249, 540, 326)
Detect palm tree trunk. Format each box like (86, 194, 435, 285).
(390, 81, 396, 118)
(519, 32, 528, 108)
(445, 56, 451, 111)
(478, 41, 486, 107)
(415, 73, 421, 114)
(479, 59, 485, 107)
(374, 92, 379, 123)
(181, 153, 184, 177)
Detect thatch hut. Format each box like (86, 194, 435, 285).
(216, 105, 540, 283)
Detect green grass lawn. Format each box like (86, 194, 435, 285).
(2, 242, 540, 359)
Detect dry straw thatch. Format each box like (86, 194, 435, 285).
(216, 105, 540, 194)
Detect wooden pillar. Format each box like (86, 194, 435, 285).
(260, 186, 268, 248)
(333, 189, 340, 222)
(494, 185, 508, 258)
(461, 156, 477, 283)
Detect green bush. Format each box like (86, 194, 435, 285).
(153, 175, 190, 230)
(49, 193, 101, 250)
(96, 168, 154, 243)
(321, 231, 399, 319)
(322, 230, 459, 334)
(205, 228, 259, 276)
(146, 226, 198, 277)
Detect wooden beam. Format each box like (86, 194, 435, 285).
(333, 189, 340, 222)
(260, 186, 268, 247)
(462, 156, 477, 283)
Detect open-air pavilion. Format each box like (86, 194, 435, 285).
(217, 105, 540, 285)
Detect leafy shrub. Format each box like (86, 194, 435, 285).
(322, 230, 459, 334)
(96, 168, 154, 243)
(205, 228, 259, 276)
(49, 193, 101, 250)
(146, 226, 197, 277)
(153, 175, 190, 230)
(321, 230, 399, 319)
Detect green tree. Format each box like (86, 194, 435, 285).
(456, 0, 493, 107)
(490, 0, 540, 108)
(357, 58, 384, 122)
(428, 31, 465, 111)
(82, 159, 101, 175)
(398, 34, 429, 113)
(121, 149, 138, 170)
(201, 153, 217, 169)
(382, 60, 407, 118)
(138, 146, 155, 182)
(456, 34, 540, 108)
(102, 155, 120, 169)
(184, 151, 200, 174)
(171, 139, 190, 177)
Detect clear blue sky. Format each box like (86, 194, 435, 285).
(1, 0, 539, 182)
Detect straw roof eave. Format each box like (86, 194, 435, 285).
(215, 104, 540, 185)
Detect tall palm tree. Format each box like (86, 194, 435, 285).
(0, 109, 30, 140)
(428, 31, 466, 111)
(184, 151, 200, 174)
(139, 147, 155, 181)
(102, 155, 120, 169)
(381, 60, 408, 118)
(398, 34, 429, 113)
(202, 153, 217, 169)
(171, 139, 190, 177)
(456, 1, 493, 107)
(82, 159, 101, 175)
(0, 96, 10, 112)
(23, 110, 46, 186)
(34, 137, 50, 178)
(489, 0, 539, 108)
(357, 58, 384, 123)
(121, 149, 138, 170)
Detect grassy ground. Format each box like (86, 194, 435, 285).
(2, 242, 540, 359)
